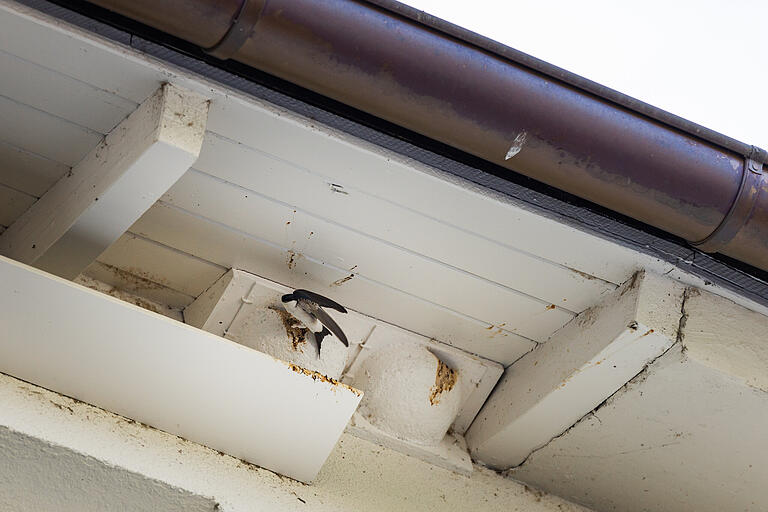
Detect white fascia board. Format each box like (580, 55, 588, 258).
(466, 271, 686, 469)
(0, 255, 362, 483)
(0, 83, 208, 280)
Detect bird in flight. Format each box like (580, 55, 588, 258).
(281, 289, 349, 357)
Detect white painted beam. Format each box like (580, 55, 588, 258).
(0, 255, 362, 483)
(466, 271, 685, 469)
(0, 83, 209, 279)
(682, 288, 768, 392)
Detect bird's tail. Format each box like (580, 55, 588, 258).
(314, 327, 332, 357)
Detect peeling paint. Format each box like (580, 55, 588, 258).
(504, 132, 527, 160)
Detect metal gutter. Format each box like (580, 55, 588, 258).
(367, 0, 768, 167)
(49, 0, 768, 273)
(74, 0, 768, 272)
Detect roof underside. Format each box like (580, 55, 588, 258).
(3, 0, 766, 363)
(21, 0, 768, 307)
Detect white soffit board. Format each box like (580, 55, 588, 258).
(2, 0, 768, 361)
(0, 255, 362, 483)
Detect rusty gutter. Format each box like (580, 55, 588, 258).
(54, 0, 768, 272)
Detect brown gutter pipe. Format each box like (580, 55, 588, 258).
(84, 0, 768, 271)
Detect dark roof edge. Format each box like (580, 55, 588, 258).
(366, 0, 768, 164)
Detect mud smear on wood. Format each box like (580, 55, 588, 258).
(286, 250, 301, 270)
(331, 274, 354, 287)
(486, 322, 508, 338)
(429, 359, 457, 405)
(286, 363, 362, 396)
(271, 307, 309, 351)
(565, 266, 603, 282)
(331, 265, 357, 287)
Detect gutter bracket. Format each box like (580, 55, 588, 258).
(692, 148, 764, 253)
(205, 0, 264, 60)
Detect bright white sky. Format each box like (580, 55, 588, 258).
(403, 0, 767, 147)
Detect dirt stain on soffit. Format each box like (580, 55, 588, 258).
(102, 262, 171, 290)
(330, 265, 358, 287)
(286, 250, 302, 270)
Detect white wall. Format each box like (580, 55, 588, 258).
(509, 290, 768, 512)
(0, 372, 592, 512)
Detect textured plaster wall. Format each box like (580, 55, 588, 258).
(509, 293, 768, 512)
(0, 373, 592, 512)
(0, 426, 216, 512)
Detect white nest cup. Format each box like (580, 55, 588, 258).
(350, 344, 462, 446)
(225, 306, 348, 379)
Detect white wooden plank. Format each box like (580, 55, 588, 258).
(0, 0, 633, 291)
(683, 288, 768, 392)
(0, 50, 137, 133)
(0, 183, 36, 226)
(207, 100, 640, 285)
(0, 2, 162, 103)
(81, 261, 196, 309)
(183, 268, 247, 334)
(164, 170, 574, 341)
(0, 140, 70, 196)
(130, 202, 536, 365)
(0, 254, 362, 483)
(0, 95, 102, 166)
(0, 84, 210, 280)
(97, 233, 227, 298)
(195, 133, 616, 311)
(3, 0, 768, 332)
(0, 1, 706, 298)
(465, 272, 686, 469)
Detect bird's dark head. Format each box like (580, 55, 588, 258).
(281, 293, 294, 303)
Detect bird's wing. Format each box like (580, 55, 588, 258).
(292, 289, 347, 313)
(300, 300, 349, 346)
